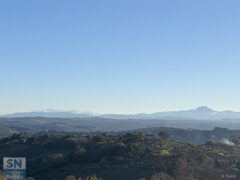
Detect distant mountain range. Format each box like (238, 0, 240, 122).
(2, 106, 240, 120)
(1, 110, 93, 118)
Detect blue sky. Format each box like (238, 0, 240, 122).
(1, 0, 240, 114)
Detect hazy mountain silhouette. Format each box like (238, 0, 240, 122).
(2, 106, 240, 120)
(2, 110, 92, 118)
(100, 106, 240, 120)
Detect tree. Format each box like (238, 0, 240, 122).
(66, 175, 77, 180)
(151, 173, 174, 180)
(0, 172, 3, 180)
(158, 131, 170, 140)
(64, 175, 103, 180)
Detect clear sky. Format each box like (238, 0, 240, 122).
(1, 0, 240, 114)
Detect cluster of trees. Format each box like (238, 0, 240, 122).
(0, 131, 238, 180)
(0, 173, 102, 180)
(65, 175, 103, 180)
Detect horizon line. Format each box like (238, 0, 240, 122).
(1, 106, 240, 116)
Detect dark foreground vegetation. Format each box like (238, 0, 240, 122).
(0, 132, 240, 180)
